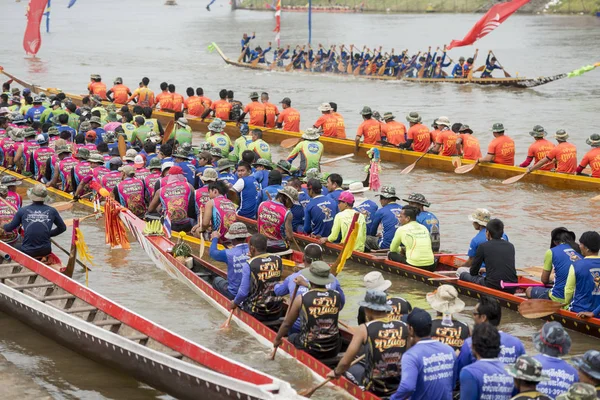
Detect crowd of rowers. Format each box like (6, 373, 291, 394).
(238, 33, 504, 79)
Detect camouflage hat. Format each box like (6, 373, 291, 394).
(468, 208, 491, 226)
(148, 157, 162, 170)
(88, 153, 105, 164)
(1, 175, 21, 186)
(586, 133, 600, 147)
(118, 164, 136, 176)
(27, 184, 48, 202)
(123, 149, 138, 161)
(209, 147, 223, 158)
(556, 383, 597, 400)
(304, 168, 321, 182)
(505, 355, 548, 382)
(403, 192, 430, 207)
(224, 222, 251, 240)
(89, 116, 102, 125)
(75, 147, 90, 160)
(176, 117, 189, 128)
(572, 350, 600, 380)
(555, 129, 569, 140)
(55, 144, 72, 155)
(276, 160, 292, 174)
(208, 118, 226, 132)
(406, 112, 422, 123)
(11, 88, 20, 95)
(383, 112, 395, 121)
(529, 125, 547, 138)
(359, 289, 392, 312)
(9, 113, 25, 124)
(302, 128, 320, 141)
(216, 159, 233, 172)
(199, 142, 212, 151)
(249, 91, 259, 99)
(491, 122, 505, 133)
(103, 131, 116, 143)
(47, 126, 59, 136)
(376, 185, 399, 200)
(106, 112, 118, 122)
(0, 185, 7, 196)
(23, 127, 37, 138)
(80, 121, 92, 132)
(532, 321, 571, 357)
(459, 124, 473, 134)
(173, 148, 190, 159)
(200, 167, 218, 182)
(252, 158, 273, 170)
(9, 127, 24, 142)
(360, 106, 372, 116)
(105, 104, 117, 112)
(277, 186, 299, 205)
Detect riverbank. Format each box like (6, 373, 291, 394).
(235, 0, 600, 15)
(0, 354, 52, 399)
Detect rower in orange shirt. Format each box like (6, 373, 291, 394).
(329, 102, 346, 139)
(519, 125, 555, 171)
(477, 123, 515, 166)
(528, 129, 577, 174)
(401, 112, 431, 152)
(88, 74, 107, 100)
(238, 92, 266, 127)
(196, 88, 212, 109)
(313, 103, 338, 138)
(456, 125, 482, 161)
(106, 77, 131, 104)
(169, 84, 184, 113)
(431, 116, 458, 156)
(184, 87, 204, 117)
(429, 119, 441, 143)
(355, 106, 382, 150)
(127, 77, 154, 107)
(576, 133, 600, 177)
(201, 89, 232, 121)
(261, 92, 279, 128)
(155, 82, 174, 112)
(381, 112, 407, 146)
(275, 97, 301, 132)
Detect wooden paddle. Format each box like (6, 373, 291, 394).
(64, 213, 99, 227)
(428, 277, 459, 281)
(591, 194, 600, 202)
(502, 172, 529, 185)
(501, 281, 548, 289)
(237, 44, 249, 63)
(118, 135, 127, 159)
(251, 53, 262, 67)
(455, 162, 478, 174)
(298, 354, 365, 398)
(518, 299, 565, 319)
(270, 284, 300, 360)
(491, 51, 511, 78)
(162, 120, 175, 145)
(50, 200, 76, 212)
(400, 146, 432, 175)
(51, 238, 92, 272)
(320, 154, 353, 165)
(281, 137, 300, 148)
(220, 308, 235, 329)
(285, 47, 304, 72)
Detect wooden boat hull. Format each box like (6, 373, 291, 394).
(0, 243, 300, 400)
(237, 216, 600, 340)
(212, 43, 568, 88)
(119, 208, 382, 400)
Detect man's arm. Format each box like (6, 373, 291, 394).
(233, 264, 251, 306)
(469, 244, 484, 276)
(147, 190, 161, 213)
(284, 212, 293, 243)
(3, 208, 23, 233)
(273, 294, 302, 347)
(326, 214, 342, 242)
(303, 205, 312, 235)
(209, 237, 228, 263)
(459, 369, 480, 400)
(540, 249, 553, 285)
(391, 351, 418, 400)
(389, 229, 403, 253)
(328, 325, 367, 379)
(201, 200, 213, 231)
(50, 209, 67, 237)
(527, 156, 551, 173)
(563, 265, 576, 306)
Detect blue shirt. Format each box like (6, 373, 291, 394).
(253, 170, 270, 190)
(3, 203, 66, 255)
(218, 172, 236, 185)
(57, 125, 76, 140)
(298, 189, 310, 207)
(549, 244, 582, 301)
(370, 203, 402, 249)
(459, 359, 514, 400)
(290, 203, 304, 233)
(261, 184, 283, 203)
(303, 195, 337, 237)
(353, 199, 378, 236)
(209, 239, 250, 297)
(391, 339, 456, 400)
(175, 161, 196, 186)
(533, 354, 578, 398)
(93, 127, 105, 145)
(416, 210, 439, 234)
(25, 105, 45, 122)
(467, 228, 509, 268)
(569, 256, 600, 314)
(327, 188, 344, 209)
(236, 175, 260, 219)
(274, 271, 345, 332)
(455, 331, 526, 379)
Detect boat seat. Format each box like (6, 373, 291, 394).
(124, 333, 149, 342)
(0, 263, 22, 269)
(40, 293, 77, 301)
(9, 282, 55, 290)
(162, 350, 184, 359)
(93, 319, 122, 327)
(0, 272, 39, 280)
(194, 272, 212, 278)
(65, 306, 98, 314)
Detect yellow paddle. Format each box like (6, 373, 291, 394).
(518, 299, 565, 319)
(162, 120, 175, 145)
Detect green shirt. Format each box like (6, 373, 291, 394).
(131, 125, 151, 145)
(287, 140, 323, 173)
(327, 208, 366, 252)
(20, 104, 32, 116)
(390, 221, 434, 267)
(91, 106, 108, 122)
(207, 133, 232, 157)
(248, 139, 271, 161)
(67, 113, 80, 130)
(232, 134, 253, 162)
(174, 128, 192, 145)
(122, 123, 136, 141)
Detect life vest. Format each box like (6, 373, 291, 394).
(212, 195, 237, 236)
(0, 200, 18, 243)
(6, 191, 22, 209)
(116, 177, 147, 218)
(73, 161, 92, 187)
(144, 118, 159, 133)
(134, 168, 151, 183)
(32, 147, 55, 181)
(298, 288, 341, 354)
(257, 200, 287, 241)
(195, 187, 210, 215)
(121, 123, 136, 141)
(22, 140, 40, 173)
(58, 156, 79, 192)
(159, 181, 192, 224)
(100, 171, 122, 192)
(0, 137, 15, 167)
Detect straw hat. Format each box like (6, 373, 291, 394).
(200, 168, 218, 182)
(426, 285, 465, 314)
(436, 116, 451, 127)
(363, 271, 392, 292)
(468, 208, 491, 226)
(554, 129, 569, 140)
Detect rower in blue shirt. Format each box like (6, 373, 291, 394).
(231, 161, 260, 219)
(431, 46, 452, 78)
(261, 170, 284, 203)
(240, 32, 255, 62)
(403, 193, 441, 253)
(564, 231, 600, 319)
(326, 173, 344, 206)
(463, 208, 509, 269)
(252, 158, 272, 190)
(452, 56, 467, 78)
(217, 159, 237, 186)
(303, 179, 337, 238)
(481, 51, 504, 78)
(366, 185, 402, 251)
(349, 182, 378, 235)
(287, 178, 307, 233)
(173, 148, 196, 186)
(209, 223, 251, 300)
(391, 308, 456, 400)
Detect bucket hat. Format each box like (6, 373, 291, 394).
(148, 157, 162, 170)
(360, 106, 373, 116)
(75, 147, 90, 160)
(468, 208, 491, 226)
(224, 222, 251, 240)
(359, 290, 393, 312)
(436, 116, 451, 127)
(47, 126, 59, 136)
(572, 350, 600, 380)
(123, 149, 138, 161)
(249, 91, 259, 99)
(318, 103, 332, 112)
(114, 77, 123, 84)
(426, 285, 465, 314)
(210, 147, 223, 158)
(383, 112, 395, 121)
(304, 168, 321, 182)
(252, 158, 273, 170)
(88, 153, 105, 164)
(176, 117, 189, 128)
(276, 160, 292, 174)
(550, 227, 576, 248)
(161, 161, 173, 172)
(505, 355, 549, 382)
(554, 129, 569, 140)
(118, 165, 136, 176)
(491, 122, 505, 133)
(200, 168, 218, 182)
(300, 261, 335, 285)
(348, 182, 368, 194)
(403, 192, 430, 207)
(55, 144, 72, 155)
(173, 148, 190, 159)
(23, 127, 37, 138)
(532, 321, 572, 357)
(277, 186, 299, 205)
(363, 271, 392, 292)
(376, 185, 399, 200)
(28, 184, 48, 202)
(89, 116, 102, 125)
(217, 159, 233, 172)
(80, 121, 92, 132)
(556, 383, 597, 400)
(208, 118, 226, 132)
(0, 185, 7, 196)
(459, 124, 473, 134)
(586, 133, 600, 147)
(1, 176, 22, 187)
(302, 128, 320, 140)
(406, 112, 422, 123)
(530, 125, 547, 138)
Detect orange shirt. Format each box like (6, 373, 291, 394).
(200, 96, 212, 108)
(547, 142, 577, 174)
(155, 91, 173, 111)
(487, 135, 515, 166)
(459, 134, 482, 161)
(277, 107, 301, 132)
(356, 119, 382, 145)
(90, 82, 107, 100)
(244, 101, 266, 127)
(435, 129, 458, 156)
(381, 120, 407, 145)
(211, 99, 233, 120)
(527, 139, 555, 171)
(579, 147, 600, 178)
(314, 113, 339, 138)
(109, 84, 130, 104)
(184, 96, 204, 117)
(129, 87, 155, 107)
(430, 129, 441, 143)
(332, 112, 346, 139)
(263, 102, 280, 128)
(171, 93, 184, 112)
(407, 123, 431, 153)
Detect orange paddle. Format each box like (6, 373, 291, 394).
(400, 146, 432, 175)
(162, 120, 175, 145)
(591, 194, 600, 202)
(118, 135, 127, 159)
(280, 138, 300, 148)
(518, 299, 565, 319)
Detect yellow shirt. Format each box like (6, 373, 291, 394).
(327, 208, 366, 252)
(390, 221, 434, 267)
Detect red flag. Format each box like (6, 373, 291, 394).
(447, 0, 530, 50)
(23, 0, 48, 55)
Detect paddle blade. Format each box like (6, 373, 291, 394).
(281, 138, 300, 149)
(51, 201, 75, 212)
(518, 299, 565, 319)
(451, 156, 462, 168)
(285, 62, 294, 72)
(162, 120, 175, 145)
(118, 136, 127, 158)
(400, 162, 416, 175)
(590, 194, 600, 202)
(502, 173, 527, 185)
(346, 63, 353, 74)
(251, 58, 260, 67)
(455, 163, 477, 174)
(320, 154, 354, 165)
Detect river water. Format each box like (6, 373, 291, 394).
(1, 1, 600, 399)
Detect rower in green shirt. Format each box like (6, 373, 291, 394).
(130, 116, 151, 147)
(206, 118, 232, 158)
(40, 100, 65, 124)
(389, 205, 435, 270)
(287, 128, 323, 175)
(247, 128, 271, 162)
(232, 123, 252, 162)
(174, 117, 192, 145)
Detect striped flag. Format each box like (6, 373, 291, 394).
(274, 0, 281, 46)
(163, 216, 172, 238)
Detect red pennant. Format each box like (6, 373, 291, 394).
(23, 0, 48, 55)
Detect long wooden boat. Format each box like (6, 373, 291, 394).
(237, 215, 600, 340)
(0, 242, 301, 400)
(212, 43, 570, 89)
(3, 69, 598, 192)
(118, 207, 382, 400)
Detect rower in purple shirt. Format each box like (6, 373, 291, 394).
(209, 222, 251, 300)
(391, 308, 456, 400)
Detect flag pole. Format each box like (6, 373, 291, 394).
(308, 0, 312, 45)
